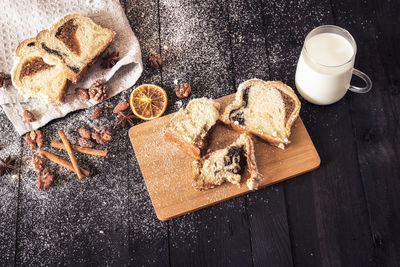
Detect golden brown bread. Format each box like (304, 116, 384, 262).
(192, 133, 262, 190)
(220, 79, 301, 149)
(36, 14, 116, 84)
(164, 98, 221, 158)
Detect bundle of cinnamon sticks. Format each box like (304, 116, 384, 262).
(39, 130, 108, 179)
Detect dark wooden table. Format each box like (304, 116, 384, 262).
(1, 0, 399, 266)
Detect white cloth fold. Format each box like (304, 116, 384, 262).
(0, 0, 142, 135)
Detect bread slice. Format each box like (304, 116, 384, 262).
(192, 133, 262, 190)
(36, 14, 115, 83)
(220, 79, 301, 149)
(164, 98, 221, 158)
(12, 38, 68, 103)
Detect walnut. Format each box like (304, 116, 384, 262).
(37, 168, 53, 190)
(23, 110, 36, 122)
(78, 138, 95, 148)
(0, 72, 11, 87)
(174, 83, 191, 98)
(91, 107, 103, 120)
(89, 80, 109, 102)
(78, 128, 91, 139)
(25, 130, 43, 150)
(148, 52, 162, 69)
(31, 154, 43, 172)
(113, 101, 129, 113)
(92, 126, 112, 145)
(75, 88, 90, 101)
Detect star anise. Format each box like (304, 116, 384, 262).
(0, 72, 11, 88)
(101, 51, 120, 69)
(115, 111, 136, 128)
(0, 156, 16, 176)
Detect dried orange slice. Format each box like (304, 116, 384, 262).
(129, 84, 167, 120)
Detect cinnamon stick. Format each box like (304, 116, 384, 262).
(50, 141, 108, 157)
(58, 130, 83, 180)
(38, 149, 90, 177)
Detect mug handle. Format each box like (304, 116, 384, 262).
(349, 68, 372, 93)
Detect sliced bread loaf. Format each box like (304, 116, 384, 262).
(12, 38, 68, 103)
(220, 79, 301, 149)
(36, 14, 115, 83)
(164, 98, 221, 158)
(192, 133, 262, 190)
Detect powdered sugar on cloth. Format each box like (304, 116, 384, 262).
(0, 0, 143, 135)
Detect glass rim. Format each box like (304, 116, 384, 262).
(303, 25, 357, 68)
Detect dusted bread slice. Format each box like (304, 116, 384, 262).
(220, 79, 301, 149)
(12, 38, 68, 103)
(36, 14, 115, 83)
(164, 98, 221, 158)
(192, 134, 262, 190)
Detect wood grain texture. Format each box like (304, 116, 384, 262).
(129, 94, 320, 220)
(0, 110, 21, 267)
(121, 0, 170, 266)
(332, 0, 400, 265)
(227, 0, 294, 265)
(159, 1, 250, 266)
(260, 0, 375, 266)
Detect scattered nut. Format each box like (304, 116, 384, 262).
(25, 130, 43, 150)
(91, 132, 104, 145)
(78, 128, 92, 139)
(75, 88, 90, 101)
(174, 83, 191, 98)
(23, 110, 36, 122)
(78, 138, 95, 148)
(113, 101, 129, 113)
(91, 107, 103, 120)
(148, 52, 162, 69)
(31, 154, 43, 172)
(92, 126, 112, 145)
(37, 168, 53, 190)
(89, 80, 109, 102)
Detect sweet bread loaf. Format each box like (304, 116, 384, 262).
(220, 79, 301, 149)
(12, 38, 68, 103)
(192, 133, 262, 190)
(36, 14, 115, 83)
(164, 98, 220, 158)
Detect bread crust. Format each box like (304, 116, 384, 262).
(12, 38, 69, 104)
(164, 128, 201, 159)
(191, 133, 262, 191)
(220, 79, 301, 149)
(36, 14, 116, 84)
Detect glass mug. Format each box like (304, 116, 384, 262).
(295, 25, 372, 105)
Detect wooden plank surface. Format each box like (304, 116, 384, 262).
(0, 0, 398, 266)
(121, 0, 170, 265)
(260, 0, 375, 266)
(332, 0, 400, 265)
(227, 0, 294, 266)
(129, 94, 320, 220)
(158, 1, 253, 266)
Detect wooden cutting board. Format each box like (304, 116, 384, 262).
(129, 94, 320, 221)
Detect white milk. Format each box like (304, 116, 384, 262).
(295, 32, 355, 105)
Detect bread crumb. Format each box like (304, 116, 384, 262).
(99, 230, 104, 234)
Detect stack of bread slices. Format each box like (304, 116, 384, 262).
(164, 79, 301, 191)
(12, 14, 115, 104)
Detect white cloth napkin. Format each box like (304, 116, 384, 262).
(0, 0, 143, 135)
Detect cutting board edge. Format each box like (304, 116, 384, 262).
(154, 158, 321, 221)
